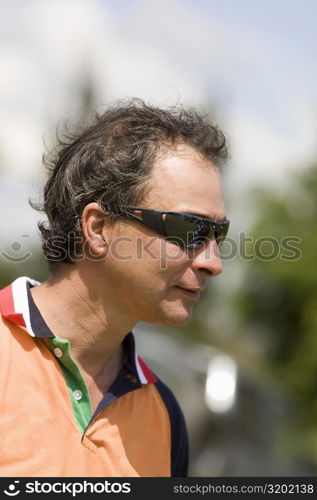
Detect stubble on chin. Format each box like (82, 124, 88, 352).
(161, 306, 194, 327)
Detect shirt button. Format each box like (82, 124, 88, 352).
(53, 347, 63, 358)
(74, 390, 83, 401)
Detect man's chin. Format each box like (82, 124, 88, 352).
(166, 317, 192, 327)
(144, 303, 194, 327)
(160, 308, 193, 327)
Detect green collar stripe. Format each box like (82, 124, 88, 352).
(49, 337, 92, 433)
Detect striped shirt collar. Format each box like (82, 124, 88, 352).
(0, 276, 156, 385)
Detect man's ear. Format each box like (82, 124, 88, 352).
(81, 202, 108, 258)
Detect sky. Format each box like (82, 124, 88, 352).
(0, 0, 316, 245)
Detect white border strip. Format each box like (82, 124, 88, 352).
(11, 276, 40, 337)
(135, 352, 147, 384)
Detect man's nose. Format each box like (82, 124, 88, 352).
(190, 238, 223, 277)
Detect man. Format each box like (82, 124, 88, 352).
(0, 100, 229, 477)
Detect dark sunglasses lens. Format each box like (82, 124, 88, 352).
(187, 221, 214, 247)
(215, 222, 229, 247)
(164, 213, 229, 248)
(163, 213, 214, 247)
(163, 213, 197, 246)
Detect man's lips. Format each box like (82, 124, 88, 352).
(174, 285, 204, 299)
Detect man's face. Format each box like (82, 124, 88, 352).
(102, 143, 226, 327)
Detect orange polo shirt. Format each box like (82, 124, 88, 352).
(0, 277, 188, 477)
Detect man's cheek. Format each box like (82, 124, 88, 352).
(159, 241, 186, 270)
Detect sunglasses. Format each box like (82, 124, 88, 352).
(109, 205, 229, 249)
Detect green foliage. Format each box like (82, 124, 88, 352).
(0, 250, 48, 289)
(234, 163, 317, 463)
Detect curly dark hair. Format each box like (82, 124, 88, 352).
(31, 98, 229, 265)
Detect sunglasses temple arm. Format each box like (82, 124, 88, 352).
(124, 210, 166, 237)
(124, 210, 143, 223)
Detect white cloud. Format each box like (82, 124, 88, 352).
(227, 100, 316, 194)
(0, 0, 315, 245)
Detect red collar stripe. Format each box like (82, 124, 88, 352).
(0, 277, 40, 336)
(137, 355, 157, 384)
(0, 284, 26, 328)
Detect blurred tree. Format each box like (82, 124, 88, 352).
(0, 250, 48, 289)
(231, 162, 317, 465)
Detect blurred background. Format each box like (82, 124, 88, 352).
(1, 0, 317, 476)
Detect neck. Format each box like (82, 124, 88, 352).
(30, 262, 136, 378)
